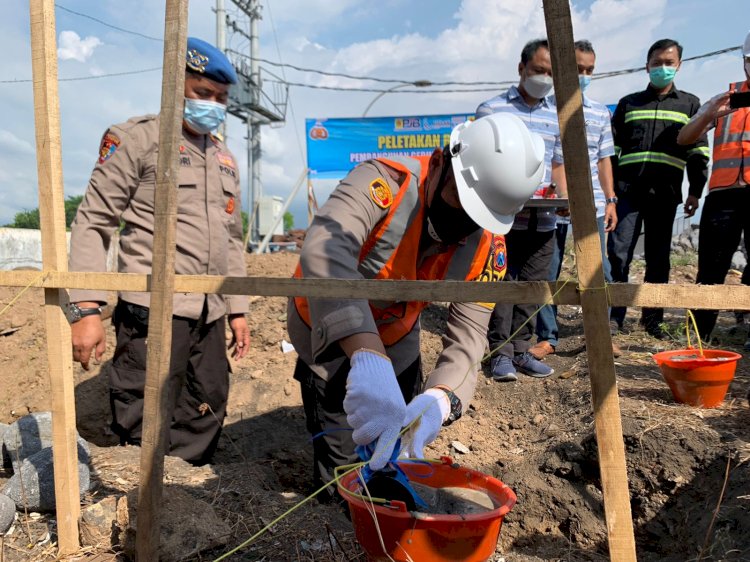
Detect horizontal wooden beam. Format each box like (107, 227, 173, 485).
(1, 270, 749, 310)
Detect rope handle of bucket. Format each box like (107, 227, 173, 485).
(685, 310, 705, 357)
(349, 438, 434, 510)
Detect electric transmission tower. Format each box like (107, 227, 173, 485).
(215, 0, 288, 245)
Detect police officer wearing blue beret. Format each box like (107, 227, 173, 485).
(68, 38, 249, 465)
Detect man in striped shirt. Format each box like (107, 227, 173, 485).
(607, 38, 709, 339)
(531, 40, 620, 360)
(476, 38, 566, 381)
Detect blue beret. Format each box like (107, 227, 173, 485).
(186, 37, 238, 85)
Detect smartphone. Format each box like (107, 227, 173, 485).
(729, 91, 750, 109)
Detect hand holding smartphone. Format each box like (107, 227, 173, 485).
(729, 91, 750, 109)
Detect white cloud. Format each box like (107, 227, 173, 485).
(57, 30, 102, 62)
(0, 130, 35, 155)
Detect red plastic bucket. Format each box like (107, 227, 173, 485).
(338, 457, 516, 562)
(653, 348, 741, 408)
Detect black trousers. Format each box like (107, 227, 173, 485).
(110, 299, 229, 465)
(294, 356, 421, 502)
(488, 226, 555, 358)
(607, 193, 677, 330)
(693, 189, 750, 340)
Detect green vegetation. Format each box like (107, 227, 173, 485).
(283, 211, 294, 232)
(670, 252, 698, 268)
(241, 211, 249, 239)
(5, 195, 84, 230)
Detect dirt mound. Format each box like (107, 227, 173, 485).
(0, 251, 748, 561)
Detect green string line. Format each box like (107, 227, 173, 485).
(0, 272, 48, 318)
(213, 275, 577, 560)
(685, 309, 704, 357)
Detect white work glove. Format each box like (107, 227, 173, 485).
(401, 388, 450, 459)
(344, 350, 407, 471)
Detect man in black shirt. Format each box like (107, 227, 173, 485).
(607, 38, 709, 338)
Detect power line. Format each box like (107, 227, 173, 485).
(238, 45, 743, 86)
(265, 0, 305, 165)
(55, 4, 162, 42)
(593, 45, 742, 80)
(266, 79, 502, 94)
(0, 67, 162, 84)
(236, 52, 514, 86)
(52, 1, 745, 86)
(11, 5, 743, 89)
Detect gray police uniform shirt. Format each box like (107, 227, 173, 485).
(287, 159, 503, 409)
(69, 114, 248, 323)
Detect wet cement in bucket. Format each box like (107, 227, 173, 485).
(410, 482, 498, 515)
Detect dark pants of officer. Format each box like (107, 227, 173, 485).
(488, 226, 555, 358)
(607, 193, 677, 331)
(110, 299, 229, 465)
(693, 189, 750, 340)
(294, 356, 421, 503)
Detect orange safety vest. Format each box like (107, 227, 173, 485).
(294, 156, 493, 347)
(709, 80, 750, 190)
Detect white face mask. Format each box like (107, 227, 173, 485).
(524, 73, 554, 99)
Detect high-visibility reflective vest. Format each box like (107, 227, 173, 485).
(709, 81, 750, 190)
(294, 156, 493, 347)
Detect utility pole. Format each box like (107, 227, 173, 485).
(249, 0, 261, 243)
(215, 0, 227, 139)
(216, 0, 287, 249)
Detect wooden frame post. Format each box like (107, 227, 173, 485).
(135, 1, 189, 559)
(542, 1, 638, 559)
(29, 0, 81, 554)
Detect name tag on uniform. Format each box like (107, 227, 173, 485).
(217, 152, 236, 178)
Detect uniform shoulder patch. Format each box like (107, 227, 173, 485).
(217, 152, 235, 168)
(369, 177, 393, 209)
(98, 131, 121, 164)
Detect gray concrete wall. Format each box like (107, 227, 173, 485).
(0, 228, 118, 271)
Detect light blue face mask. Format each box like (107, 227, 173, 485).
(579, 74, 592, 92)
(183, 98, 227, 134)
(649, 65, 677, 89)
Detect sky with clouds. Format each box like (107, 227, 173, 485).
(1, 0, 748, 229)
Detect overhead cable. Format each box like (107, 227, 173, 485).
(0, 67, 162, 84)
(10, 5, 742, 89)
(55, 4, 162, 42)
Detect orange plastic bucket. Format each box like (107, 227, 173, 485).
(653, 349, 741, 408)
(338, 457, 516, 562)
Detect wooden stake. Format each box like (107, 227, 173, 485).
(135, 1, 188, 560)
(542, 1, 637, 560)
(28, 0, 80, 554)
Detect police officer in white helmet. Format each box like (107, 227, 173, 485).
(288, 112, 544, 501)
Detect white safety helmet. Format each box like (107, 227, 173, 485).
(450, 112, 545, 235)
(743, 30, 750, 57)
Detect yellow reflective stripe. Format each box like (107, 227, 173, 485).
(688, 146, 711, 157)
(618, 151, 686, 170)
(623, 109, 690, 124)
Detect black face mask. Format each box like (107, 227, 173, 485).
(426, 159, 479, 245)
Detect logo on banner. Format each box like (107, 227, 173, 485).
(395, 117, 421, 131)
(309, 121, 329, 140)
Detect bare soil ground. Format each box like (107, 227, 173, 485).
(0, 250, 748, 561)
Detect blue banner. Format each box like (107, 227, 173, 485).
(305, 114, 473, 179)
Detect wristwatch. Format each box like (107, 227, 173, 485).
(434, 385, 463, 426)
(605, 197, 619, 205)
(65, 303, 102, 324)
